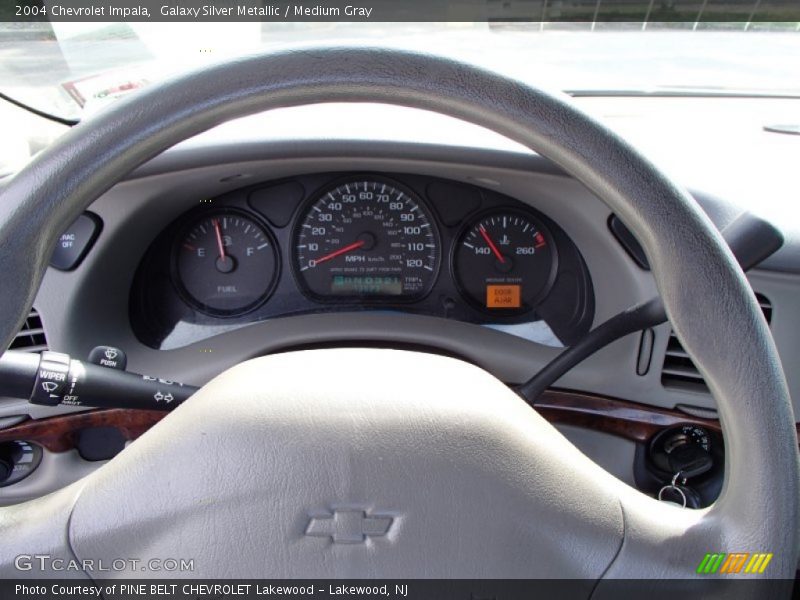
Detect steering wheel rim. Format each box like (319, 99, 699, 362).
(0, 47, 797, 583)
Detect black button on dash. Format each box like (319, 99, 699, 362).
(50, 213, 101, 271)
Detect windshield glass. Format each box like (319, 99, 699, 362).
(1, 21, 799, 172)
(3, 22, 800, 115)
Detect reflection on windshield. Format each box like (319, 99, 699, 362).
(1, 22, 799, 117)
(0, 21, 798, 174)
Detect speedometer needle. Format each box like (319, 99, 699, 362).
(311, 240, 366, 267)
(479, 225, 506, 263)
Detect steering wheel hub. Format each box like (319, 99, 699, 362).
(68, 350, 622, 578)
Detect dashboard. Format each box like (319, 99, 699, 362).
(130, 172, 594, 350)
(1, 99, 799, 508)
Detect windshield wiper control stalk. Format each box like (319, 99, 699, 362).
(0, 350, 197, 411)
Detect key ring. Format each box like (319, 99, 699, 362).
(657, 471, 687, 508)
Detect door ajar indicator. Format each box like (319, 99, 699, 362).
(453, 210, 558, 315)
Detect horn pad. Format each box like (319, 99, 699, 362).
(68, 349, 623, 579)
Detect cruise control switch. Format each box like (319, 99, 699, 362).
(0, 350, 197, 411)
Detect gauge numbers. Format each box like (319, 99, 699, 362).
(454, 211, 557, 314)
(295, 180, 439, 299)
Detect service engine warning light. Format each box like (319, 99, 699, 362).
(486, 285, 521, 309)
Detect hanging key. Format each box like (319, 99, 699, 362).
(664, 432, 714, 479)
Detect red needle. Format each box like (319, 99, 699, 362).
(479, 225, 506, 263)
(212, 218, 226, 260)
(312, 240, 365, 266)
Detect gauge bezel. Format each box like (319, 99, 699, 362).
(171, 207, 281, 318)
(450, 207, 559, 317)
(291, 175, 442, 304)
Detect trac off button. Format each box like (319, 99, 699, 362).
(88, 346, 127, 371)
(49, 213, 101, 271)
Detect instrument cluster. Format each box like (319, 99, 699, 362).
(131, 173, 594, 349)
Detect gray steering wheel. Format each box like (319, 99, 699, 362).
(0, 48, 797, 589)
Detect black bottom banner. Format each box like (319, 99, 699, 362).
(1, 579, 796, 600)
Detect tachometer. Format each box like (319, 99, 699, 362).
(295, 179, 439, 299)
(454, 210, 557, 313)
(174, 210, 278, 316)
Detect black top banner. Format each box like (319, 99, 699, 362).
(4, 0, 800, 22)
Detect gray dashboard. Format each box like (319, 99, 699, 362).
(17, 138, 800, 406)
(1, 127, 798, 505)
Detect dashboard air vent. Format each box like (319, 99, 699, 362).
(8, 309, 48, 353)
(661, 293, 772, 392)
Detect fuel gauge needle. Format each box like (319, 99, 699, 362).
(212, 218, 226, 260)
(310, 240, 365, 267)
(479, 225, 506, 263)
(212, 218, 235, 273)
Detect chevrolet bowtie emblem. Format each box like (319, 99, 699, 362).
(305, 509, 393, 544)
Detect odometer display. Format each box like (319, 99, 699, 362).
(331, 275, 403, 296)
(295, 180, 439, 299)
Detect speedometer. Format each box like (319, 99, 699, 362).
(294, 179, 439, 300)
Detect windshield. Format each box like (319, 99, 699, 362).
(1, 21, 799, 172)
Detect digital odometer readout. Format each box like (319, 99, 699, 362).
(295, 180, 439, 300)
(331, 276, 403, 296)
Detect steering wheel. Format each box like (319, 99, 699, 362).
(0, 48, 797, 589)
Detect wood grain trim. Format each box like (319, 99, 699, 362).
(534, 389, 721, 443)
(0, 409, 165, 452)
(0, 390, 796, 452)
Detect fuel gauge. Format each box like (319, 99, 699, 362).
(174, 210, 279, 316)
